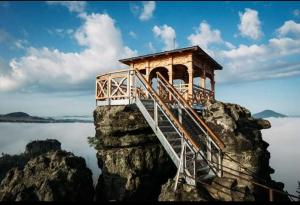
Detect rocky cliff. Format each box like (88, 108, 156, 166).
(201, 101, 287, 201)
(92, 101, 290, 201)
(0, 139, 94, 201)
(90, 105, 176, 201)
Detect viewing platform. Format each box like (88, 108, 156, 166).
(95, 46, 222, 107)
(95, 46, 225, 188)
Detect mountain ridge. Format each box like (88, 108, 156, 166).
(0, 112, 92, 123)
(253, 110, 287, 119)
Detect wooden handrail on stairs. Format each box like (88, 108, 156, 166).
(156, 72, 225, 150)
(134, 69, 201, 152)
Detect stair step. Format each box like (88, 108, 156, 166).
(197, 166, 210, 175)
(197, 173, 215, 182)
(167, 138, 181, 143)
(159, 125, 175, 132)
(158, 120, 170, 126)
(163, 131, 178, 139)
(168, 138, 181, 146)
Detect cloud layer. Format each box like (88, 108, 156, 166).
(187, 16, 300, 83)
(0, 13, 137, 92)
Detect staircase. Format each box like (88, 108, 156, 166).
(96, 69, 225, 188)
(133, 69, 225, 187)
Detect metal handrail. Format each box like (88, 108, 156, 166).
(157, 77, 215, 147)
(156, 72, 225, 150)
(134, 69, 219, 177)
(156, 75, 222, 175)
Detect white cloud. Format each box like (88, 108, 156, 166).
(238, 8, 263, 40)
(277, 20, 300, 37)
(46, 28, 74, 38)
(224, 41, 236, 49)
(186, 20, 300, 83)
(293, 9, 300, 17)
(217, 35, 300, 82)
(14, 39, 28, 50)
(129, 30, 137, 38)
(0, 29, 29, 50)
(139, 1, 155, 21)
(46, 1, 86, 13)
(0, 13, 137, 92)
(153, 24, 177, 51)
(187, 21, 223, 50)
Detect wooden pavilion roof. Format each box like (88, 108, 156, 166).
(119, 45, 222, 70)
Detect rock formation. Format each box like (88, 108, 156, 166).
(91, 105, 177, 201)
(0, 140, 94, 201)
(201, 101, 288, 201)
(91, 101, 290, 201)
(158, 100, 289, 201)
(0, 139, 61, 183)
(159, 179, 209, 201)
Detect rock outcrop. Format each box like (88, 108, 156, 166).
(156, 100, 289, 201)
(200, 100, 288, 201)
(0, 139, 61, 183)
(91, 105, 176, 201)
(159, 179, 209, 201)
(90, 100, 290, 201)
(0, 140, 94, 201)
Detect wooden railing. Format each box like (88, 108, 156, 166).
(173, 83, 188, 100)
(192, 84, 214, 105)
(96, 70, 132, 101)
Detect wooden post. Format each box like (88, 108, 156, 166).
(168, 64, 173, 102)
(269, 189, 274, 201)
(187, 62, 193, 104)
(108, 74, 111, 105)
(211, 78, 215, 98)
(145, 67, 150, 99)
(201, 67, 206, 89)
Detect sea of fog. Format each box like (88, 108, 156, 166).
(0, 117, 299, 196)
(261, 117, 300, 197)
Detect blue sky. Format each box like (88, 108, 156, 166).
(0, 1, 300, 116)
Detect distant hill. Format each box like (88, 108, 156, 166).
(253, 110, 287, 119)
(4, 112, 30, 118)
(0, 112, 92, 123)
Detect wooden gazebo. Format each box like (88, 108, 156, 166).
(119, 46, 222, 105)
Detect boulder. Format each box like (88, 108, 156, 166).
(159, 178, 208, 201)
